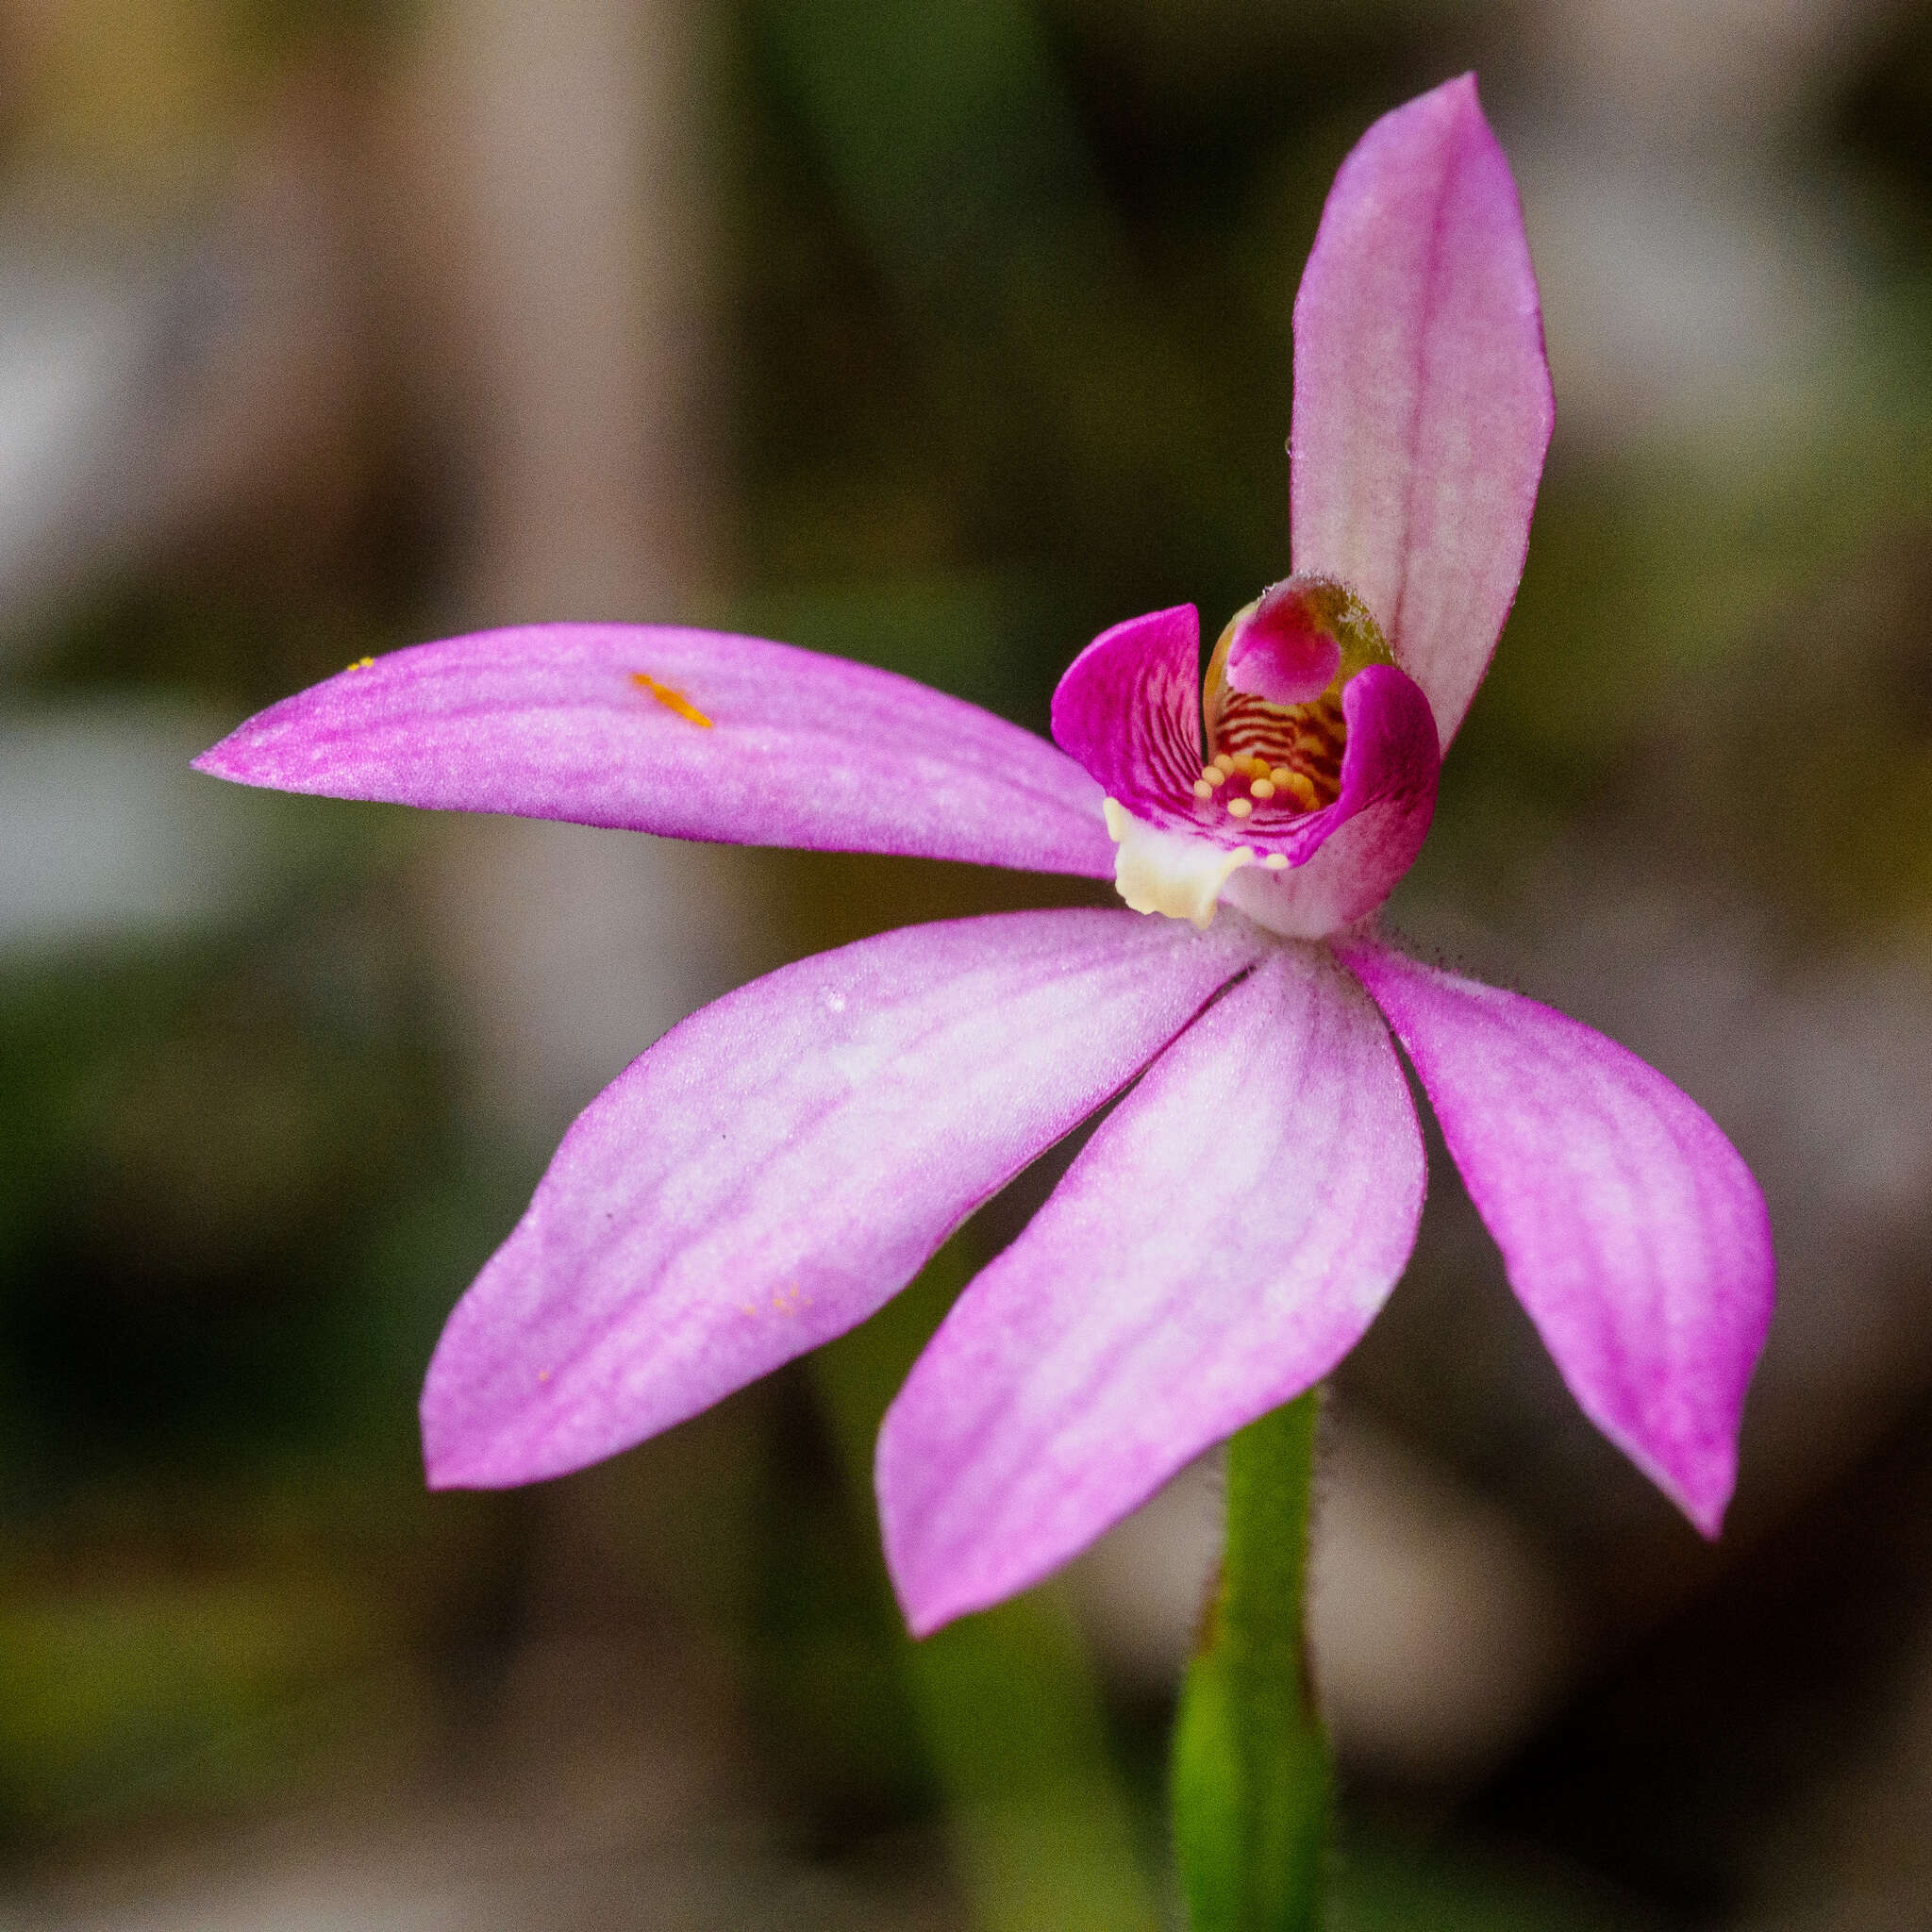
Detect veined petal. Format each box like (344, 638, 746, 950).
(1049, 604, 1208, 829)
(1291, 74, 1554, 749)
(195, 625, 1116, 877)
(422, 908, 1265, 1489)
(877, 942, 1424, 1635)
(1341, 941, 1774, 1536)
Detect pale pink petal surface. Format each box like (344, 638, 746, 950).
(878, 943, 1424, 1634)
(1341, 941, 1774, 1534)
(423, 908, 1264, 1489)
(195, 624, 1115, 876)
(1291, 74, 1553, 748)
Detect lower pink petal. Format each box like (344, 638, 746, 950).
(1341, 941, 1774, 1536)
(877, 941, 1424, 1635)
(422, 908, 1264, 1488)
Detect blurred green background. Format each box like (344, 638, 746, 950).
(3, 0, 1932, 1925)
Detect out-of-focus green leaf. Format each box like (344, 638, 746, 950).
(751, 0, 1094, 294)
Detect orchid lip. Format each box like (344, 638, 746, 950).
(1069, 578, 1412, 929)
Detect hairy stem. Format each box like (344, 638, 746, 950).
(1172, 1391, 1329, 1931)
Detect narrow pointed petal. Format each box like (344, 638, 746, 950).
(1291, 75, 1554, 748)
(423, 908, 1264, 1489)
(878, 943, 1424, 1634)
(195, 625, 1115, 877)
(1341, 942, 1774, 1536)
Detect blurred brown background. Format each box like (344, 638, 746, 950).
(2, 0, 1930, 1925)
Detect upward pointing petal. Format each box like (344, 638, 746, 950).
(423, 908, 1263, 1489)
(1291, 75, 1553, 749)
(1341, 941, 1774, 1536)
(195, 624, 1116, 878)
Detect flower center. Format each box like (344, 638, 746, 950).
(1095, 575, 1395, 929)
(1195, 576, 1392, 827)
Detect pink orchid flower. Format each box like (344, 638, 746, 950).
(196, 76, 1773, 1636)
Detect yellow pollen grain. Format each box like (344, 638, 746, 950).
(1202, 764, 1225, 789)
(631, 671, 713, 728)
(1226, 796, 1253, 819)
(1283, 771, 1319, 808)
(1251, 777, 1275, 800)
(1264, 852, 1289, 870)
(1193, 777, 1213, 799)
(345, 656, 375, 672)
(1212, 754, 1234, 775)
(1270, 764, 1291, 785)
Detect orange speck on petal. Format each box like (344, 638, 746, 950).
(631, 672, 713, 727)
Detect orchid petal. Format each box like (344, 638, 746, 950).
(422, 908, 1265, 1488)
(1049, 604, 1208, 827)
(877, 942, 1424, 1634)
(1291, 74, 1554, 748)
(195, 625, 1115, 877)
(1341, 942, 1774, 1536)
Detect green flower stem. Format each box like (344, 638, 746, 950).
(810, 1250, 1161, 1932)
(1172, 1391, 1330, 1932)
